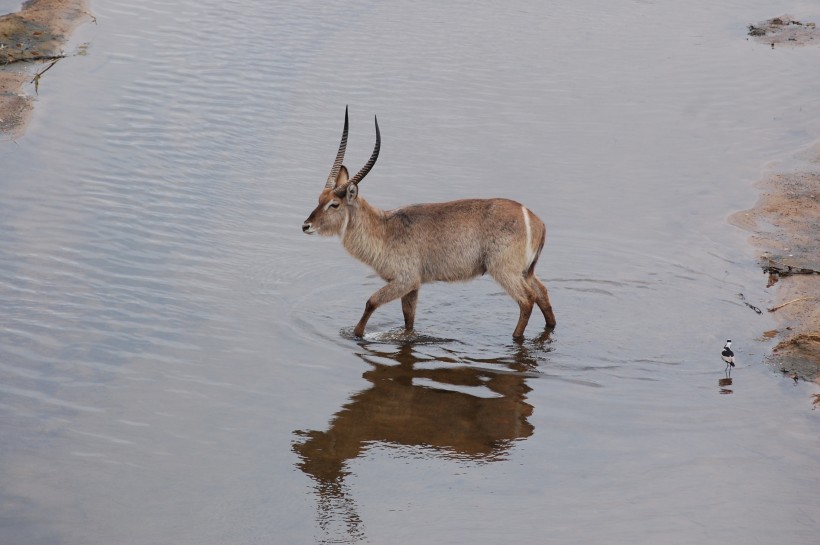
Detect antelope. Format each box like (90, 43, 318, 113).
(302, 108, 557, 339)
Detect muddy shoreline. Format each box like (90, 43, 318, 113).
(731, 142, 820, 381)
(0, 0, 89, 138)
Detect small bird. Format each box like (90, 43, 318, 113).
(721, 340, 735, 370)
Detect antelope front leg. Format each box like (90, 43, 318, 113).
(353, 280, 419, 338)
(401, 289, 419, 331)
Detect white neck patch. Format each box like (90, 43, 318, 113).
(340, 208, 349, 240)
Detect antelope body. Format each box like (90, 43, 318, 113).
(302, 108, 556, 339)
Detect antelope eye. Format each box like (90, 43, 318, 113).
(329, 202, 340, 209)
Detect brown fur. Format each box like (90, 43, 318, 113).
(303, 131, 556, 339)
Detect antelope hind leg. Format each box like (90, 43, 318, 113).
(530, 275, 556, 329)
(493, 272, 538, 339)
(512, 297, 536, 340)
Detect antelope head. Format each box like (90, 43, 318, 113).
(302, 107, 381, 236)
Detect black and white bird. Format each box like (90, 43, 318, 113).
(721, 340, 735, 370)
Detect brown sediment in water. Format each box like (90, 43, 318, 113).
(731, 142, 820, 381)
(747, 15, 820, 48)
(0, 0, 90, 138)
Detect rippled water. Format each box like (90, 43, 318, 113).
(2, 1, 820, 544)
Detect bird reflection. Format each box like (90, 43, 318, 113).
(718, 376, 733, 394)
(293, 334, 549, 542)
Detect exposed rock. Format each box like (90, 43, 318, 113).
(747, 15, 819, 47)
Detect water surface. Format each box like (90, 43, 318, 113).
(1, 1, 819, 544)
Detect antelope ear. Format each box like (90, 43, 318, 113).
(346, 182, 358, 204)
(335, 165, 349, 188)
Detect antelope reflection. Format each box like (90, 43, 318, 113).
(293, 338, 547, 541)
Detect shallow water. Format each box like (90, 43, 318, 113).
(2, 0, 820, 544)
(0, 1, 20, 14)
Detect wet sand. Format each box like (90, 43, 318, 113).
(731, 142, 820, 381)
(0, 0, 89, 137)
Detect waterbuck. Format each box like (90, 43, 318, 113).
(302, 108, 557, 339)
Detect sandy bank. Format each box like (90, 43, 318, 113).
(0, 0, 89, 138)
(731, 142, 820, 381)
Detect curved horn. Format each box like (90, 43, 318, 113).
(349, 115, 380, 186)
(325, 106, 349, 189)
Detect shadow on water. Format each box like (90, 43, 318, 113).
(292, 333, 552, 543)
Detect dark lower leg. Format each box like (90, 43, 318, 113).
(401, 289, 419, 331)
(531, 276, 556, 328)
(512, 299, 535, 340)
(353, 301, 376, 338)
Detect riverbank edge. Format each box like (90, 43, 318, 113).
(0, 0, 90, 138)
(730, 141, 820, 385)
